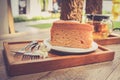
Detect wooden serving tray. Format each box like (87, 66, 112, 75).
(3, 40, 115, 76)
(95, 33, 120, 45)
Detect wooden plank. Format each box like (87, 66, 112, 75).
(7, 0, 15, 34)
(3, 42, 15, 64)
(95, 33, 120, 45)
(3, 40, 115, 76)
(106, 62, 120, 80)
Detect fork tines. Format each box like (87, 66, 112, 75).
(15, 41, 49, 61)
(22, 52, 41, 60)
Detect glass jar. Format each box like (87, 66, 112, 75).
(86, 14, 113, 40)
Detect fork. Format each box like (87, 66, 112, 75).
(22, 43, 39, 60)
(22, 43, 49, 60)
(12, 40, 38, 55)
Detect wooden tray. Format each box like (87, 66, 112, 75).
(3, 40, 115, 76)
(95, 33, 120, 45)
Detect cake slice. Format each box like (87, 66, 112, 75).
(50, 20, 94, 48)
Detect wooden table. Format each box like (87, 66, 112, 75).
(0, 30, 120, 80)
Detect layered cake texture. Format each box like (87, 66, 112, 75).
(50, 20, 94, 48)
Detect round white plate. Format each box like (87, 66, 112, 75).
(43, 39, 98, 53)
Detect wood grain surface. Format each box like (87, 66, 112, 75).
(0, 31, 120, 80)
(3, 41, 114, 76)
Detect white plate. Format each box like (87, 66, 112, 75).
(43, 39, 98, 53)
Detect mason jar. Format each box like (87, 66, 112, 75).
(86, 14, 113, 40)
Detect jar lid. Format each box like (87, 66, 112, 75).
(86, 14, 110, 21)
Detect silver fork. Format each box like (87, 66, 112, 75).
(22, 43, 50, 60)
(12, 40, 38, 55)
(22, 44, 38, 60)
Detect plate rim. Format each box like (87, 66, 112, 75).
(43, 38, 98, 53)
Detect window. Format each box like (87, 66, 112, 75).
(19, 0, 27, 14)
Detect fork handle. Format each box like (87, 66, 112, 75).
(24, 41, 38, 50)
(11, 50, 24, 54)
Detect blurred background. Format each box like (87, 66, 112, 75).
(0, 0, 120, 34)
